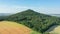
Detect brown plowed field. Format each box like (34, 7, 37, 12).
(0, 21, 31, 34)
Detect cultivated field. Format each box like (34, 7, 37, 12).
(0, 21, 31, 34)
(46, 25, 60, 34)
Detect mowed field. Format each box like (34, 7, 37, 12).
(46, 25, 60, 34)
(0, 21, 31, 34)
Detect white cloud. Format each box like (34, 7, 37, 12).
(39, 7, 60, 14)
(0, 5, 28, 13)
(0, 5, 60, 14)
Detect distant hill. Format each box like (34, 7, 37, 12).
(49, 14, 60, 17)
(0, 13, 12, 16)
(0, 13, 12, 21)
(4, 9, 60, 34)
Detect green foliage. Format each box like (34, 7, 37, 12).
(43, 32, 50, 34)
(30, 31, 41, 34)
(0, 9, 60, 34)
(0, 16, 6, 21)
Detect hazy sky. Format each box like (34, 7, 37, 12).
(0, 0, 60, 14)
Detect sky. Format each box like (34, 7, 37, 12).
(0, 0, 60, 14)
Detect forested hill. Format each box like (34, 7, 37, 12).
(5, 9, 60, 33)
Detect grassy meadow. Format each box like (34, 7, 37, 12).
(0, 21, 41, 34)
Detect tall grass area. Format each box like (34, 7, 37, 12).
(30, 31, 41, 34)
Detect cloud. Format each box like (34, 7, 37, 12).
(0, 5, 28, 13)
(0, 5, 41, 13)
(0, 5, 60, 14)
(39, 7, 60, 14)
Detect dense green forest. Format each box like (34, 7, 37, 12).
(0, 9, 60, 34)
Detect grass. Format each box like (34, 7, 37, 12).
(30, 31, 41, 34)
(0, 21, 41, 34)
(0, 21, 31, 34)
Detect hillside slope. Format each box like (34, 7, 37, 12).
(0, 21, 41, 34)
(6, 9, 60, 33)
(0, 21, 31, 34)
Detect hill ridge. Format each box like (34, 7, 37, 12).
(5, 9, 60, 33)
